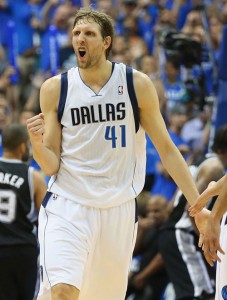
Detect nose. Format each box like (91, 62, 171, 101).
(77, 32, 85, 43)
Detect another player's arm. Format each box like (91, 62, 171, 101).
(134, 70, 199, 205)
(27, 76, 62, 176)
(210, 175, 227, 221)
(189, 174, 227, 216)
(33, 170, 47, 210)
(188, 159, 224, 236)
(195, 175, 227, 265)
(205, 174, 227, 263)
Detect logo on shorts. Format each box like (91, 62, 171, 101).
(40, 265, 43, 282)
(222, 286, 227, 299)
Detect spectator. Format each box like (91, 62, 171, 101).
(126, 194, 170, 300)
(181, 104, 212, 164)
(8, 0, 44, 106)
(161, 55, 190, 113)
(0, 62, 15, 96)
(40, 2, 73, 74)
(111, 34, 128, 57)
(59, 16, 77, 72)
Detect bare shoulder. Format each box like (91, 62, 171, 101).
(198, 157, 224, 182)
(132, 69, 159, 109)
(41, 75, 61, 93)
(199, 157, 223, 173)
(133, 69, 153, 90)
(40, 75, 61, 112)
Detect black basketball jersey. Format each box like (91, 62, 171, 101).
(0, 158, 38, 246)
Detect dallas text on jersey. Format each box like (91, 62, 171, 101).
(71, 102, 126, 126)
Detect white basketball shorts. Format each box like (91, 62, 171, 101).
(215, 212, 227, 300)
(38, 192, 138, 300)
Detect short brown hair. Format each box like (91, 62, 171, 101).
(212, 125, 227, 154)
(73, 8, 114, 58)
(2, 123, 28, 151)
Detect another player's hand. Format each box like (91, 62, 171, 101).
(188, 181, 217, 217)
(193, 208, 225, 266)
(26, 113, 45, 141)
(201, 218, 225, 266)
(193, 208, 210, 248)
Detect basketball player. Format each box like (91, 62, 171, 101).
(189, 175, 227, 262)
(27, 8, 209, 300)
(189, 176, 227, 300)
(159, 154, 224, 300)
(189, 125, 227, 300)
(0, 123, 47, 300)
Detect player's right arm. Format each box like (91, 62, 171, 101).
(27, 76, 62, 176)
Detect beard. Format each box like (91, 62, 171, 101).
(76, 50, 103, 69)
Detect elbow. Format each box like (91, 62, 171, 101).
(42, 164, 60, 177)
(44, 170, 57, 177)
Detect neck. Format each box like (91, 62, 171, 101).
(79, 60, 112, 87)
(3, 151, 21, 160)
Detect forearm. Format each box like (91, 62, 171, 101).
(138, 253, 164, 280)
(32, 140, 60, 176)
(211, 175, 227, 222)
(161, 146, 199, 205)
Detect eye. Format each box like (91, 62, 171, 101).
(86, 31, 95, 37)
(73, 31, 80, 36)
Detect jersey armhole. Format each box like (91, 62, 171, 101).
(57, 71, 68, 122)
(126, 66, 140, 132)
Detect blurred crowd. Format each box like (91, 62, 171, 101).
(0, 0, 227, 299)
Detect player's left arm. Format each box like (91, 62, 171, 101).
(133, 70, 199, 206)
(133, 70, 211, 243)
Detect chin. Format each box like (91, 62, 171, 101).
(78, 62, 87, 69)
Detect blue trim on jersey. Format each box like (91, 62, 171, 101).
(225, 216, 227, 225)
(58, 72, 68, 122)
(126, 66, 139, 132)
(42, 191, 52, 208)
(135, 199, 138, 223)
(111, 61, 115, 73)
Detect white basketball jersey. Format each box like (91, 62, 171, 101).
(48, 62, 146, 208)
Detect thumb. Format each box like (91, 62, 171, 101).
(39, 113, 44, 120)
(198, 233, 204, 248)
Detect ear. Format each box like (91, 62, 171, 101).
(19, 143, 26, 154)
(104, 36, 111, 50)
